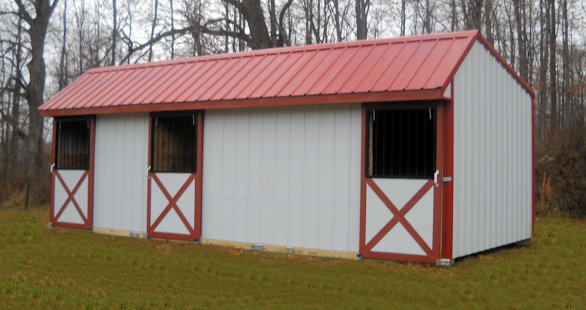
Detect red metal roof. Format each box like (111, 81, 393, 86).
(40, 30, 532, 116)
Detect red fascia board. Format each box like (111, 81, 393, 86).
(40, 89, 445, 117)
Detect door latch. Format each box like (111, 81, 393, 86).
(442, 176, 453, 183)
(434, 170, 440, 187)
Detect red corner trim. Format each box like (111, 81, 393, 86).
(359, 107, 367, 255)
(441, 81, 455, 259)
(50, 121, 56, 224)
(195, 111, 204, 239)
(531, 97, 535, 237)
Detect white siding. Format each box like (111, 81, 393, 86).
(452, 41, 532, 258)
(202, 104, 362, 252)
(93, 113, 149, 233)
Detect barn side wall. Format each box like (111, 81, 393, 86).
(202, 104, 362, 253)
(452, 41, 533, 259)
(93, 113, 149, 233)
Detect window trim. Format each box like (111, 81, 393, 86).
(365, 104, 437, 180)
(54, 116, 92, 170)
(150, 111, 198, 173)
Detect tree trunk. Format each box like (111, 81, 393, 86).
(10, 14, 23, 166)
(269, 0, 277, 46)
(111, 0, 117, 66)
(513, 0, 528, 81)
(450, 0, 456, 31)
(170, 0, 175, 59)
(240, 0, 271, 49)
(538, 0, 548, 141)
(561, 0, 571, 127)
(58, 0, 68, 90)
(13, 0, 59, 208)
(148, 0, 159, 62)
(401, 0, 407, 35)
(333, 0, 342, 41)
(423, 0, 432, 34)
(484, 0, 494, 44)
(355, 0, 369, 39)
(549, 0, 557, 131)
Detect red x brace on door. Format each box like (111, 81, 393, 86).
(51, 170, 92, 229)
(148, 173, 195, 239)
(360, 178, 441, 263)
(148, 171, 200, 240)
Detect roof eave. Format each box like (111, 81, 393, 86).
(39, 89, 446, 117)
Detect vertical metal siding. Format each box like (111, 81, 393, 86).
(93, 113, 149, 233)
(202, 104, 362, 252)
(452, 41, 532, 258)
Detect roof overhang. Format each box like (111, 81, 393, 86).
(40, 89, 447, 117)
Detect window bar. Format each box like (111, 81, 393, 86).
(165, 118, 169, 171)
(77, 121, 81, 169)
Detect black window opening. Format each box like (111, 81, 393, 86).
(55, 118, 91, 170)
(151, 113, 197, 173)
(366, 107, 436, 179)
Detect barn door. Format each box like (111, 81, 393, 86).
(360, 104, 444, 263)
(147, 112, 203, 241)
(50, 117, 94, 229)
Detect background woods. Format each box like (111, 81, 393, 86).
(0, 0, 584, 216)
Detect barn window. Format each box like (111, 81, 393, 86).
(151, 113, 197, 173)
(55, 118, 91, 170)
(366, 107, 436, 179)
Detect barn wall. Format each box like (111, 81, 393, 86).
(93, 113, 149, 233)
(202, 104, 362, 253)
(452, 41, 533, 258)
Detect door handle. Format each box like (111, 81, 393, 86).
(434, 170, 440, 187)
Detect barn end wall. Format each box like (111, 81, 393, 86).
(202, 104, 362, 253)
(93, 113, 149, 233)
(452, 41, 533, 259)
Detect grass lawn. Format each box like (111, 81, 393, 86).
(0, 208, 584, 309)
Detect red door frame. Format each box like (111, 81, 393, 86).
(359, 102, 444, 263)
(441, 82, 455, 260)
(147, 111, 203, 241)
(50, 116, 95, 229)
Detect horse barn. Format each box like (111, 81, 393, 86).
(39, 30, 534, 264)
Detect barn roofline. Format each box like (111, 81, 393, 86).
(40, 30, 534, 117)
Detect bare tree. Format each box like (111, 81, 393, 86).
(513, 0, 528, 81)
(111, 0, 117, 65)
(13, 0, 60, 209)
(355, 0, 370, 39)
(57, 0, 68, 90)
(148, 0, 158, 62)
(548, 0, 556, 131)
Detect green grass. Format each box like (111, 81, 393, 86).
(0, 208, 584, 309)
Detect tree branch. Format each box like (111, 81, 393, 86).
(12, 0, 33, 24)
(118, 26, 193, 65)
